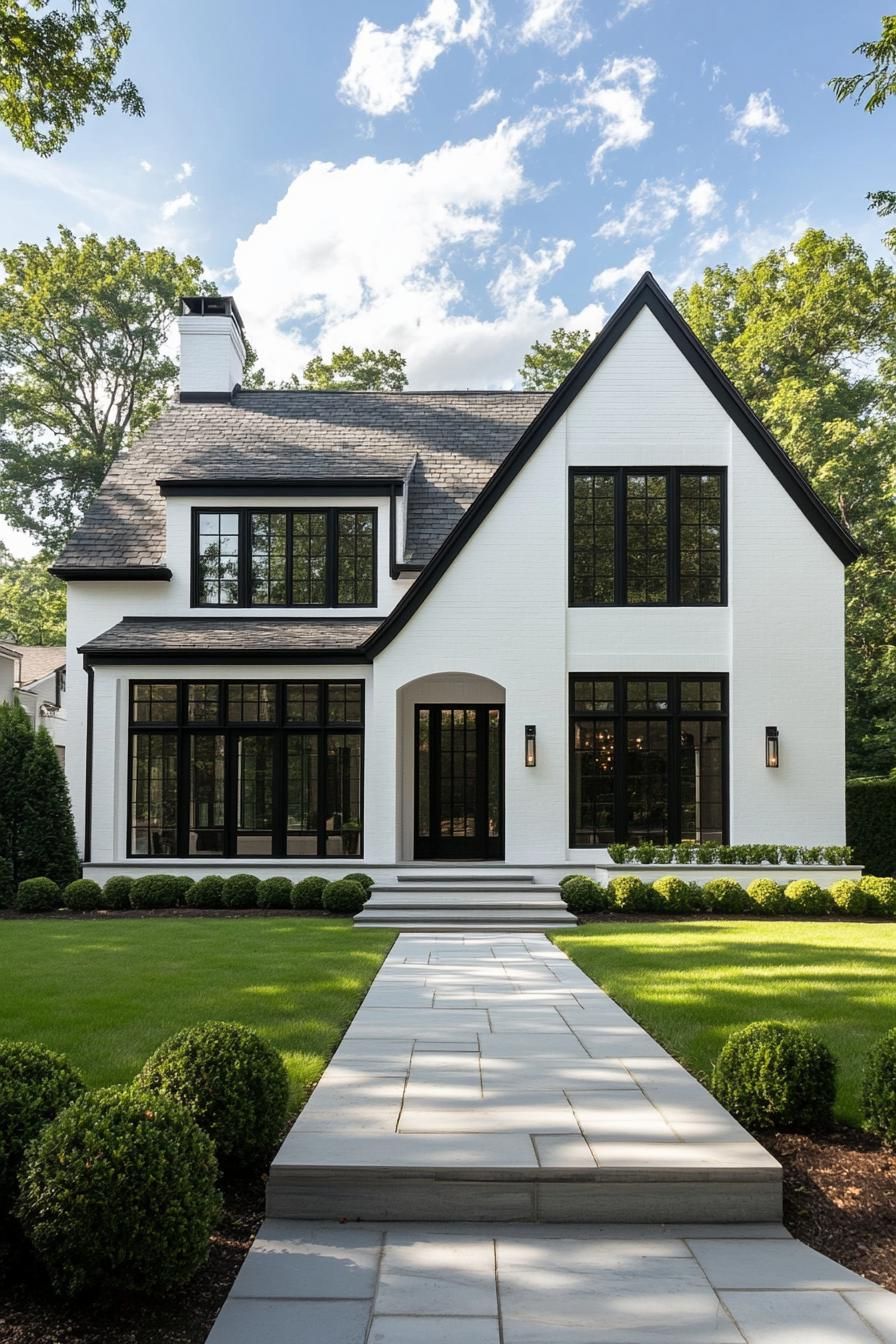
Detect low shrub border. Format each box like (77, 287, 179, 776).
(0, 1040, 85, 1210)
(606, 841, 853, 865)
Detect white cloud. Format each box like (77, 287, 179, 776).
(687, 178, 721, 220)
(463, 86, 500, 115)
(563, 57, 659, 176)
(726, 90, 788, 148)
(339, 0, 492, 117)
(161, 191, 197, 221)
(231, 120, 603, 388)
(738, 212, 810, 263)
(175, 160, 194, 181)
(139, 159, 152, 173)
(519, 0, 591, 55)
(694, 227, 730, 256)
(613, 0, 651, 23)
(591, 247, 654, 291)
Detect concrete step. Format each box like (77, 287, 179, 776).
(355, 922, 575, 932)
(396, 872, 536, 883)
(371, 883, 564, 898)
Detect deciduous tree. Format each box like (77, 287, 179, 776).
(286, 346, 407, 392)
(0, 553, 66, 644)
(830, 15, 896, 249)
(519, 328, 594, 391)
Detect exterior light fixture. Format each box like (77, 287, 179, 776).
(525, 725, 536, 767)
(765, 725, 779, 769)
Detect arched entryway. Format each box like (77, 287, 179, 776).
(396, 673, 506, 862)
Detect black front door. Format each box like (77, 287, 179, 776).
(414, 705, 504, 860)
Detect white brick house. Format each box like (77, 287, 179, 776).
(52, 278, 859, 883)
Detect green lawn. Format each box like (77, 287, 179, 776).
(0, 919, 394, 1110)
(554, 921, 896, 1126)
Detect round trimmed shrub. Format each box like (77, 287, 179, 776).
(859, 876, 896, 916)
(13, 877, 60, 913)
(322, 878, 368, 915)
(747, 878, 788, 915)
(257, 876, 293, 909)
(560, 873, 588, 889)
(101, 875, 134, 910)
(784, 879, 833, 916)
(291, 875, 329, 910)
(17, 1086, 220, 1296)
(829, 879, 870, 917)
(129, 875, 183, 910)
(343, 872, 375, 891)
(138, 1022, 288, 1171)
(0, 1041, 84, 1209)
(221, 874, 259, 909)
(173, 876, 194, 903)
(61, 878, 103, 912)
(609, 875, 657, 912)
(561, 876, 609, 915)
(712, 1021, 836, 1131)
(184, 875, 224, 909)
(702, 878, 753, 914)
(863, 1028, 896, 1144)
(652, 876, 692, 912)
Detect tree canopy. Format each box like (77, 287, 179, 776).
(830, 15, 896, 249)
(0, 226, 206, 551)
(675, 229, 896, 773)
(284, 345, 408, 392)
(519, 328, 594, 391)
(0, 551, 65, 644)
(0, 0, 143, 155)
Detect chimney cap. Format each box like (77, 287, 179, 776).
(179, 294, 245, 336)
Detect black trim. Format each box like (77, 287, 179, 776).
(191, 506, 377, 610)
(50, 566, 172, 582)
(160, 478, 403, 496)
(568, 466, 727, 607)
(83, 664, 94, 863)
(177, 391, 234, 405)
(413, 704, 504, 861)
(365, 272, 859, 658)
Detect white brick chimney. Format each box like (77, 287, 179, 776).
(178, 295, 246, 402)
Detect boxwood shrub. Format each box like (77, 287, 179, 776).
(101, 875, 134, 910)
(608, 875, 656, 912)
(13, 877, 60, 913)
(129, 875, 183, 910)
(863, 1028, 896, 1145)
(61, 878, 103, 912)
(17, 1086, 220, 1296)
(184, 875, 224, 909)
(256, 876, 293, 909)
(322, 878, 368, 915)
(702, 878, 753, 914)
(846, 775, 896, 878)
(561, 876, 608, 914)
(559, 873, 588, 888)
(784, 879, 833, 916)
(651, 875, 692, 912)
(221, 874, 259, 909)
(0, 1040, 84, 1209)
(291, 875, 329, 909)
(859, 875, 896, 916)
(138, 1021, 288, 1171)
(829, 879, 871, 916)
(343, 872, 375, 891)
(173, 875, 194, 903)
(747, 878, 788, 915)
(712, 1021, 836, 1131)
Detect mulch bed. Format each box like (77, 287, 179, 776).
(1, 1131, 894, 1341)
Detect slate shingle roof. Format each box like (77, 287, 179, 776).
(80, 617, 380, 657)
(54, 390, 550, 572)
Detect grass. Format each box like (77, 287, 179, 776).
(553, 920, 896, 1126)
(0, 918, 394, 1110)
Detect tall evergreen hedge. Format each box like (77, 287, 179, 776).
(0, 705, 79, 886)
(846, 776, 896, 877)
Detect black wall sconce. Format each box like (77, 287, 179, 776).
(525, 725, 536, 767)
(765, 725, 779, 769)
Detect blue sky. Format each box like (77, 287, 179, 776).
(0, 0, 891, 399)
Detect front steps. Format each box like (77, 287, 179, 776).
(354, 872, 576, 930)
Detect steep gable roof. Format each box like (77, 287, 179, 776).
(365, 272, 860, 655)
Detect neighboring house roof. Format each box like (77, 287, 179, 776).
(53, 391, 548, 574)
(4, 645, 66, 687)
(80, 617, 380, 662)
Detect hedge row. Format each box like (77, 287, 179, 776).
(1, 1021, 289, 1297)
(559, 872, 896, 917)
(606, 841, 853, 866)
(8, 872, 375, 916)
(846, 776, 896, 878)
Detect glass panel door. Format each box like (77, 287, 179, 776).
(414, 705, 503, 860)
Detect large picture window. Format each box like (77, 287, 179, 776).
(569, 469, 726, 607)
(128, 680, 364, 858)
(193, 508, 377, 609)
(570, 674, 727, 846)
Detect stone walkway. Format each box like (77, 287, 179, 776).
(207, 933, 896, 1343)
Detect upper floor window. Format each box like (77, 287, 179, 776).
(569, 468, 725, 607)
(193, 507, 376, 608)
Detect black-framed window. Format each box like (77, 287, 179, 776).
(569, 673, 727, 846)
(192, 508, 377, 609)
(128, 680, 364, 859)
(569, 469, 726, 606)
